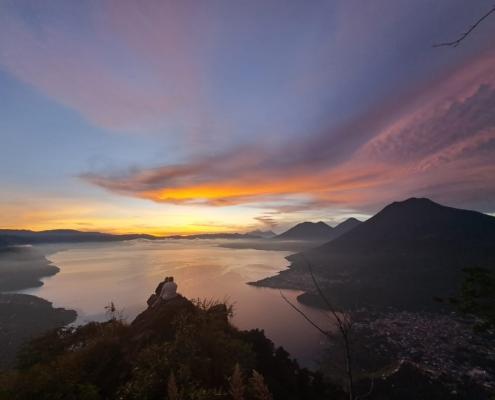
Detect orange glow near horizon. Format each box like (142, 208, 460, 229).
(0, 218, 249, 236)
(141, 176, 315, 204)
(0, 161, 404, 235)
(0, 197, 270, 236)
(137, 161, 395, 208)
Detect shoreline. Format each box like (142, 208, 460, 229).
(250, 263, 495, 391)
(219, 238, 319, 253)
(0, 245, 61, 292)
(0, 244, 78, 368)
(0, 293, 77, 369)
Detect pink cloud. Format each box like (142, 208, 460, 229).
(80, 50, 495, 213)
(0, 2, 209, 134)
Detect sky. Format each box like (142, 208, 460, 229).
(1, 0, 494, 235)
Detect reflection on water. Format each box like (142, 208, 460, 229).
(23, 239, 332, 367)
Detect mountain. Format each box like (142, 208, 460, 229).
(270, 198, 495, 309)
(246, 229, 276, 238)
(0, 228, 278, 245)
(275, 218, 361, 242)
(0, 229, 155, 245)
(331, 217, 362, 239)
(315, 198, 495, 253)
(276, 221, 334, 240)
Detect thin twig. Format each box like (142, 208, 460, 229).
(302, 255, 346, 334)
(300, 256, 355, 400)
(433, 5, 495, 47)
(279, 290, 329, 338)
(355, 378, 374, 400)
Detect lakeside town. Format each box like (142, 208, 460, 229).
(356, 311, 495, 392)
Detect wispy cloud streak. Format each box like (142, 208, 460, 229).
(81, 51, 495, 212)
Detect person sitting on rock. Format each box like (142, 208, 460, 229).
(155, 276, 170, 296)
(160, 276, 178, 301)
(149, 276, 171, 307)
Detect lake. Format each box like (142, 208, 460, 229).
(22, 239, 331, 367)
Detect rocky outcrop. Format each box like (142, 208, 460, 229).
(130, 294, 196, 343)
(130, 281, 233, 350)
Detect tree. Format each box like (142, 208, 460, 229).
(450, 267, 495, 332)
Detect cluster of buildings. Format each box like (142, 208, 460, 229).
(361, 311, 495, 391)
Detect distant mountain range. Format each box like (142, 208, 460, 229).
(275, 218, 361, 241)
(165, 230, 275, 240)
(0, 228, 277, 246)
(276, 221, 333, 240)
(256, 198, 495, 310)
(0, 219, 365, 246)
(247, 229, 277, 239)
(0, 217, 366, 247)
(0, 229, 155, 245)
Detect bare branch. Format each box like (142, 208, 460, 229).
(279, 290, 330, 338)
(299, 256, 356, 400)
(433, 5, 495, 47)
(355, 378, 374, 400)
(301, 255, 347, 334)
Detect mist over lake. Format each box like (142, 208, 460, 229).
(20, 239, 331, 367)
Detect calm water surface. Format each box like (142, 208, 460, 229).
(23, 239, 330, 367)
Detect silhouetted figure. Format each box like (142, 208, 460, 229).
(147, 276, 179, 307)
(160, 276, 178, 300)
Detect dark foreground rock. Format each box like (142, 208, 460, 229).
(2, 280, 490, 399)
(0, 285, 338, 399)
(130, 294, 197, 343)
